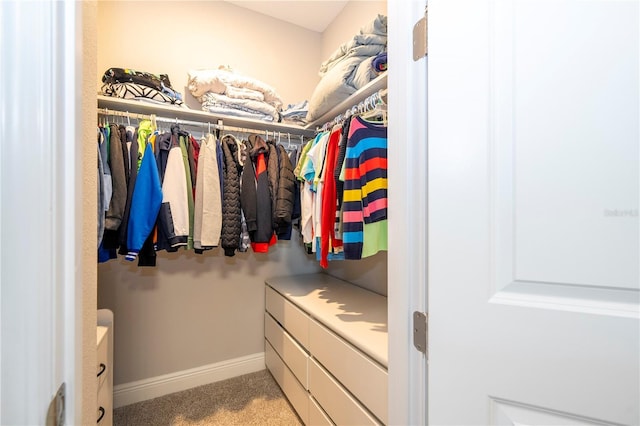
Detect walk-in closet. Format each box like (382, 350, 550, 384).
(96, 1, 392, 424)
(3, 1, 638, 425)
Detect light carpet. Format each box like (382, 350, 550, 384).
(114, 369, 302, 425)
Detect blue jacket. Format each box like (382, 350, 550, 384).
(126, 142, 162, 260)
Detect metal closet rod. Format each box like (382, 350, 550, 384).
(317, 88, 388, 132)
(96, 108, 306, 141)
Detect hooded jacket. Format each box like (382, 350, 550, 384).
(155, 126, 190, 251)
(241, 135, 275, 252)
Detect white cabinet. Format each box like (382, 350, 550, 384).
(97, 309, 114, 426)
(264, 274, 388, 425)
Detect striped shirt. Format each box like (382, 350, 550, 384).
(341, 116, 388, 260)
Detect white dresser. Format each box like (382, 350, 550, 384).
(264, 274, 388, 425)
(97, 309, 114, 426)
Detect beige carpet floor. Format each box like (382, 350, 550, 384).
(114, 369, 303, 426)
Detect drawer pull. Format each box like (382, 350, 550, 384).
(97, 406, 105, 423)
(97, 363, 106, 378)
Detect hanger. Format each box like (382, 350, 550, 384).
(360, 92, 387, 124)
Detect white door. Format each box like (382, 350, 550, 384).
(428, 1, 639, 425)
(0, 1, 84, 424)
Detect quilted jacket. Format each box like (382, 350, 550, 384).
(274, 144, 296, 236)
(266, 140, 279, 228)
(220, 134, 243, 256)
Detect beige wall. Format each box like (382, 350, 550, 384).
(97, 1, 322, 108)
(99, 244, 318, 385)
(96, 0, 324, 387)
(82, 2, 98, 424)
(96, 0, 388, 387)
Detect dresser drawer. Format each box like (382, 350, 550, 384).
(309, 358, 380, 426)
(309, 394, 334, 426)
(97, 384, 112, 425)
(97, 326, 109, 390)
(265, 340, 309, 424)
(265, 312, 309, 389)
(309, 318, 387, 424)
(266, 285, 309, 349)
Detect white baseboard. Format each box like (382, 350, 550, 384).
(113, 352, 265, 408)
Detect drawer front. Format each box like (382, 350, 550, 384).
(309, 395, 334, 426)
(265, 341, 309, 425)
(97, 336, 109, 390)
(97, 384, 113, 425)
(265, 286, 309, 348)
(309, 318, 388, 424)
(265, 312, 309, 389)
(308, 358, 381, 426)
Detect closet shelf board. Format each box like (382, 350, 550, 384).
(304, 71, 388, 130)
(265, 273, 388, 367)
(97, 95, 316, 137)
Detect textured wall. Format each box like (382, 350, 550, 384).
(97, 1, 322, 109)
(82, 1, 98, 423)
(96, 0, 388, 387)
(97, 0, 325, 386)
(98, 244, 319, 385)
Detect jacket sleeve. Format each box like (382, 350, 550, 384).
(126, 143, 163, 260)
(241, 159, 258, 233)
(105, 124, 127, 230)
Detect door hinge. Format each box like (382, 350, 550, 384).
(55, 382, 66, 426)
(413, 5, 428, 61)
(413, 311, 428, 355)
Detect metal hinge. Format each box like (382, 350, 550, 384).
(413, 5, 428, 61)
(55, 382, 66, 426)
(413, 311, 428, 355)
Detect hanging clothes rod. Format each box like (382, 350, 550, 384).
(317, 88, 387, 133)
(97, 107, 307, 142)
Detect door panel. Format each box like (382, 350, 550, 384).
(490, 398, 614, 426)
(428, 1, 639, 424)
(507, 1, 639, 290)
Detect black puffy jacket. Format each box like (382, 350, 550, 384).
(274, 144, 296, 235)
(220, 135, 243, 256)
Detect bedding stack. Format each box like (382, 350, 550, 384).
(188, 67, 284, 122)
(306, 14, 388, 123)
(101, 68, 184, 106)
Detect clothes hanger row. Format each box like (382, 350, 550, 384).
(96, 108, 307, 143)
(317, 88, 388, 133)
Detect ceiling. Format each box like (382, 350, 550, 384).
(224, 0, 349, 33)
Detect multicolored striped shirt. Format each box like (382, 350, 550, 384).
(341, 116, 388, 260)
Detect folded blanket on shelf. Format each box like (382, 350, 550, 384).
(306, 14, 387, 122)
(101, 82, 185, 106)
(198, 92, 279, 122)
(188, 68, 283, 109)
(319, 15, 387, 77)
(281, 100, 309, 124)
